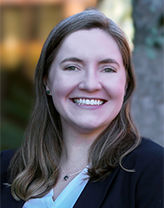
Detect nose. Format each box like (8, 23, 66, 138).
(78, 69, 102, 92)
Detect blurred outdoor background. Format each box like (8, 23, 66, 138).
(0, 0, 163, 151)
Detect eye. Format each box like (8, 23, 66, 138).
(103, 67, 115, 73)
(65, 66, 78, 71)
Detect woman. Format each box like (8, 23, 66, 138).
(1, 9, 163, 208)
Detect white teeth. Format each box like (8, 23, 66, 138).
(73, 98, 104, 106)
(86, 99, 90, 104)
(91, 99, 94, 105)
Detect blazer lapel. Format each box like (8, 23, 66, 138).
(74, 166, 120, 208)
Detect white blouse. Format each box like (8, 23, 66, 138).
(23, 167, 89, 208)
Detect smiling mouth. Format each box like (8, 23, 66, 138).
(72, 98, 107, 106)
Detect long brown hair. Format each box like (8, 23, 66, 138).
(9, 9, 141, 200)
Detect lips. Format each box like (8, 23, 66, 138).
(71, 98, 107, 106)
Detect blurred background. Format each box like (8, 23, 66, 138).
(0, 0, 163, 151)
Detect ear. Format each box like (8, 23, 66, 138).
(43, 76, 51, 96)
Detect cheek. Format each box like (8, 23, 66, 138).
(51, 81, 64, 101)
(50, 84, 65, 115)
(105, 78, 126, 99)
(49, 78, 74, 105)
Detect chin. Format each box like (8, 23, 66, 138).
(76, 122, 109, 134)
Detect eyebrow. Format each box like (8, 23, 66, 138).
(60, 57, 83, 65)
(99, 58, 120, 67)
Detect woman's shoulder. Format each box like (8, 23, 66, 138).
(1, 150, 25, 208)
(123, 137, 163, 170)
(1, 149, 16, 159)
(133, 137, 163, 157)
(1, 149, 16, 183)
(122, 138, 163, 207)
(1, 149, 16, 167)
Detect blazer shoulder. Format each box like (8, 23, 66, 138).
(1, 150, 25, 208)
(135, 137, 163, 157)
(1, 149, 16, 160)
(1, 149, 16, 184)
(123, 138, 163, 170)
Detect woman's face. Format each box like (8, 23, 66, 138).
(46, 28, 126, 134)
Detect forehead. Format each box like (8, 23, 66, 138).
(53, 28, 123, 65)
(61, 28, 118, 49)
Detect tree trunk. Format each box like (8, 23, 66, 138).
(132, 0, 164, 146)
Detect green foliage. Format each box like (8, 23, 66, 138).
(1, 119, 25, 150)
(1, 70, 34, 151)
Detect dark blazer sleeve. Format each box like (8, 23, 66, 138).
(1, 150, 25, 208)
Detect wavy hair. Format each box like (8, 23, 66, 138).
(9, 9, 141, 200)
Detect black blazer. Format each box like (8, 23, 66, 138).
(1, 138, 163, 208)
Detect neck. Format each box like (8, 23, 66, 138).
(59, 120, 105, 172)
(60, 141, 90, 171)
(60, 127, 98, 171)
